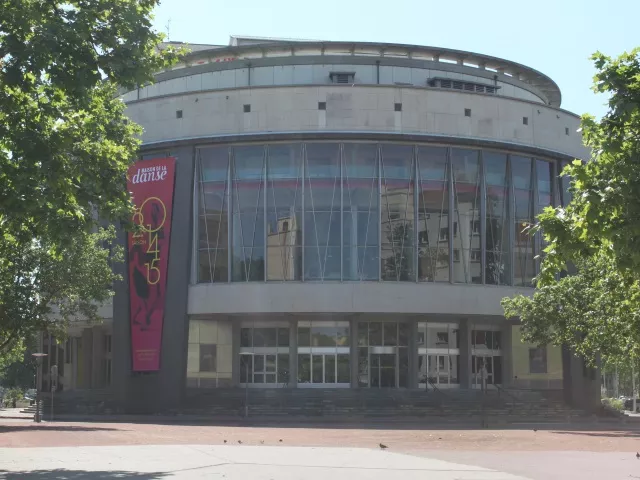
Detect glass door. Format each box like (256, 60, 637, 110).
(472, 355, 494, 388)
(417, 322, 460, 388)
(357, 321, 409, 388)
(370, 353, 397, 388)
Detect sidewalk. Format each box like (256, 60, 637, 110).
(0, 408, 33, 420)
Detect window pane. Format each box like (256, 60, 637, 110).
(232, 148, 265, 282)
(369, 322, 382, 346)
(199, 147, 229, 182)
(305, 143, 340, 178)
(312, 354, 323, 383)
(512, 156, 534, 287)
(399, 322, 409, 346)
(529, 347, 547, 374)
(277, 354, 290, 383)
(383, 323, 397, 346)
(337, 354, 350, 383)
(199, 344, 216, 372)
(240, 328, 252, 347)
(452, 149, 480, 284)
(253, 328, 277, 347)
(343, 143, 378, 178)
(278, 327, 290, 347)
(198, 250, 212, 283)
(399, 348, 409, 388)
(343, 246, 378, 281)
(240, 354, 253, 383)
(267, 144, 302, 282)
(336, 325, 350, 346)
(358, 347, 369, 387)
(325, 355, 336, 383)
(358, 323, 368, 346)
(298, 327, 310, 347)
(484, 152, 510, 285)
(417, 147, 449, 282)
(298, 354, 311, 383)
(381, 145, 415, 282)
(254, 354, 265, 371)
(311, 326, 337, 347)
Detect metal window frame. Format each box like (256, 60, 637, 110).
(378, 143, 383, 282)
(263, 144, 268, 281)
(413, 145, 419, 282)
(507, 154, 515, 286)
(340, 142, 344, 281)
(479, 150, 487, 285)
(447, 147, 454, 283)
(227, 147, 232, 283)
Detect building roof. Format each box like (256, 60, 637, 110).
(163, 36, 562, 107)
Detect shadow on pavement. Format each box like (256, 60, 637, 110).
(551, 430, 640, 438)
(0, 425, 120, 433)
(0, 470, 167, 479)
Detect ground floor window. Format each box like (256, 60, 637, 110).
(357, 321, 409, 388)
(417, 322, 460, 387)
(297, 353, 350, 385)
(240, 353, 290, 385)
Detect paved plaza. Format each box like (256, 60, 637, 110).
(1, 419, 640, 479)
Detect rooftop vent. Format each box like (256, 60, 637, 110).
(427, 77, 500, 95)
(329, 71, 355, 84)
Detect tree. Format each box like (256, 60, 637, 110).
(502, 48, 640, 367)
(0, 1, 180, 359)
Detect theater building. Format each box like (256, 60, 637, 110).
(42, 36, 599, 412)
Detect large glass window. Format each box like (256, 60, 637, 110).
(304, 144, 341, 280)
(343, 143, 379, 280)
(232, 146, 266, 281)
(536, 159, 554, 274)
(297, 321, 350, 386)
(197, 147, 230, 282)
(380, 145, 415, 281)
(417, 147, 449, 282)
(484, 152, 510, 285)
(195, 142, 565, 287)
(266, 144, 303, 281)
(512, 156, 535, 287)
(451, 149, 481, 284)
(417, 322, 460, 387)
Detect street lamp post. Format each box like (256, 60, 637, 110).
(31, 353, 47, 423)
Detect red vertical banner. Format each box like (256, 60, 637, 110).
(127, 157, 176, 371)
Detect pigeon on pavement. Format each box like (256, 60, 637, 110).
(379, 443, 388, 450)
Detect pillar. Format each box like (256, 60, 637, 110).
(501, 323, 513, 387)
(408, 319, 419, 389)
(91, 326, 105, 388)
(231, 321, 241, 386)
(350, 318, 359, 388)
(459, 319, 472, 389)
(81, 328, 93, 389)
(288, 318, 298, 388)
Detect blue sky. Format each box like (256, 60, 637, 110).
(152, 0, 639, 119)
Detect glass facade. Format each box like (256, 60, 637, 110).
(196, 142, 561, 286)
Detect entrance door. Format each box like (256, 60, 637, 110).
(472, 355, 494, 388)
(370, 353, 396, 388)
(428, 354, 450, 385)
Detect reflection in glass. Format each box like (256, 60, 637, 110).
(512, 156, 535, 286)
(484, 152, 510, 285)
(381, 144, 415, 281)
(232, 146, 265, 281)
(417, 147, 449, 282)
(267, 144, 303, 281)
(298, 354, 310, 383)
(198, 147, 230, 282)
(536, 159, 554, 274)
(452, 149, 481, 283)
(304, 144, 341, 280)
(343, 143, 379, 280)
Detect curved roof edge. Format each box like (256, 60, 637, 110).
(165, 39, 562, 107)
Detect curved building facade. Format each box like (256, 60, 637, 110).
(52, 36, 598, 412)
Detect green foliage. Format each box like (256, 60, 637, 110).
(3, 387, 24, 407)
(602, 397, 624, 412)
(0, 1, 182, 359)
(502, 48, 640, 367)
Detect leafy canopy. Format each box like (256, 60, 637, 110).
(502, 48, 640, 367)
(0, 1, 180, 354)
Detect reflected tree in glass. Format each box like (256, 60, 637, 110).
(484, 152, 510, 285)
(512, 155, 535, 286)
(380, 144, 415, 281)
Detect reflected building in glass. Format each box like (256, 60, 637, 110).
(60, 36, 601, 413)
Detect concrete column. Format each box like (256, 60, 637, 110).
(350, 318, 359, 388)
(408, 319, 418, 389)
(231, 321, 241, 386)
(91, 327, 105, 388)
(288, 318, 298, 388)
(459, 319, 472, 389)
(81, 328, 93, 389)
(501, 323, 513, 387)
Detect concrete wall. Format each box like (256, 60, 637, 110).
(123, 64, 545, 105)
(188, 282, 532, 317)
(125, 85, 587, 161)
